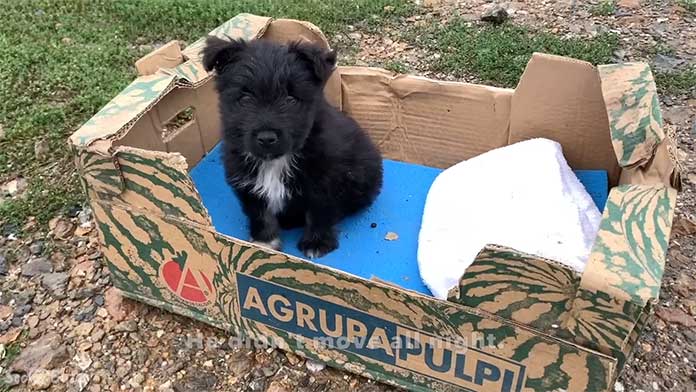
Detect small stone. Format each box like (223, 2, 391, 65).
(28, 368, 52, 390)
(22, 258, 52, 277)
(78, 208, 92, 225)
(641, 342, 652, 353)
(128, 373, 145, 388)
(267, 381, 289, 392)
(114, 319, 137, 333)
(4, 372, 21, 387)
(11, 332, 70, 374)
(15, 290, 35, 305)
(656, 307, 696, 327)
(156, 329, 165, 338)
(348, 32, 362, 41)
(481, 3, 508, 24)
(653, 54, 684, 73)
(29, 241, 44, 255)
(93, 295, 104, 307)
(73, 287, 96, 301)
(14, 304, 31, 317)
(120, 346, 131, 355)
(34, 139, 50, 159)
(0, 254, 8, 275)
(75, 322, 94, 336)
(228, 351, 253, 376)
(285, 352, 301, 366)
(74, 352, 93, 371)
(0, 304, 13, 319)
(615, 381, 625, 392)
(91, 328, 105, 342)
(105, 287, 126, 322)
(27, 315, 40, 328)
(617, 0, 640, 8)
(2, 177, 27, 197)
(61, 37, 72, 45)
(159, 380, 173, 391)
(75, 373, 90, 391)
(115, 361, 132, 379)
(384, 232, 399, 241)
(52, 218, 75, 240)
(652, 381, 659, 390)
(41, 272, 69, 299)
(306, 359, 325, 373)
(249, 379, 265, 391)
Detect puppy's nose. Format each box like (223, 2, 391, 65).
(256, 131, 278, 147)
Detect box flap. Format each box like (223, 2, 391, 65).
(135, 40, 185, 76)
(598, 63, 665, 168)
(451, 245, 580, 334)
(510, 53, 622, 185)
(576, 184, 676, 306)
(339, 67, 513, 167)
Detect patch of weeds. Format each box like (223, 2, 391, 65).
(384, 60, 409, 73)
(678, 0, 696, 12)
(0, 340, 23, 391)
(0, 0, 414, 227)
(591, 0, 616, 16)
(655, 66, 696, 96)
(648, 40, 676, 57)
(433, 20, 619, 87)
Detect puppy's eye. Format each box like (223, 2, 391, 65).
(239, 94, 254, 105)
(285, 96, 298, 105)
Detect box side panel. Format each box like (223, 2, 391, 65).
(452, 246, 580, 335)
(91, 201, 617, 392)
(339, 67, 513, 168)
(509, 53, 621, 185)
(113, 148, 211, 226)
(562, 185, 676, 366)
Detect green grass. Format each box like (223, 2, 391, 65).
(0, 340, 23, 392)
(655, 66, 696, 96)
(432, 20, 620, 87)
(591, 0, 616, 16)
(0, 0, 413, 228)
(384, 60, 409, 74)
(679, 0, 696, 12)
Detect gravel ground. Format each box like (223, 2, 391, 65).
(0, 1, 694, 391)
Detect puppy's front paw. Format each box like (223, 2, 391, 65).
(251, 237, 282, 251)
(298, 232, 338, 259)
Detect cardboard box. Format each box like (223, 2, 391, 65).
(70, 14, 681, 392)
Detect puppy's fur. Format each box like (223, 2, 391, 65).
(202, 37, 383, 258)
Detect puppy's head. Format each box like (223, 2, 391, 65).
(202, 36, 336, 160)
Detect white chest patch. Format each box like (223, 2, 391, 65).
(250, 156, 294, 214)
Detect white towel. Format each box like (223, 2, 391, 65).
(417, 138, 602, 300)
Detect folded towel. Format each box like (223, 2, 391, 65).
(417, 138, 602, 299)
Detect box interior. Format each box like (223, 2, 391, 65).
(189, 141, 608, 295)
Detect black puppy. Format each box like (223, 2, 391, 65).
(202, 37, 383, 258)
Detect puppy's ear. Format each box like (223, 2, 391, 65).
(289, 42, 337, 83)
(202, 36, 246, 72)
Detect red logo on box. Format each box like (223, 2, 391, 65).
(160, 251, 214, 306)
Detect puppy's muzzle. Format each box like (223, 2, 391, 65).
(256, 131, 279, 148)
